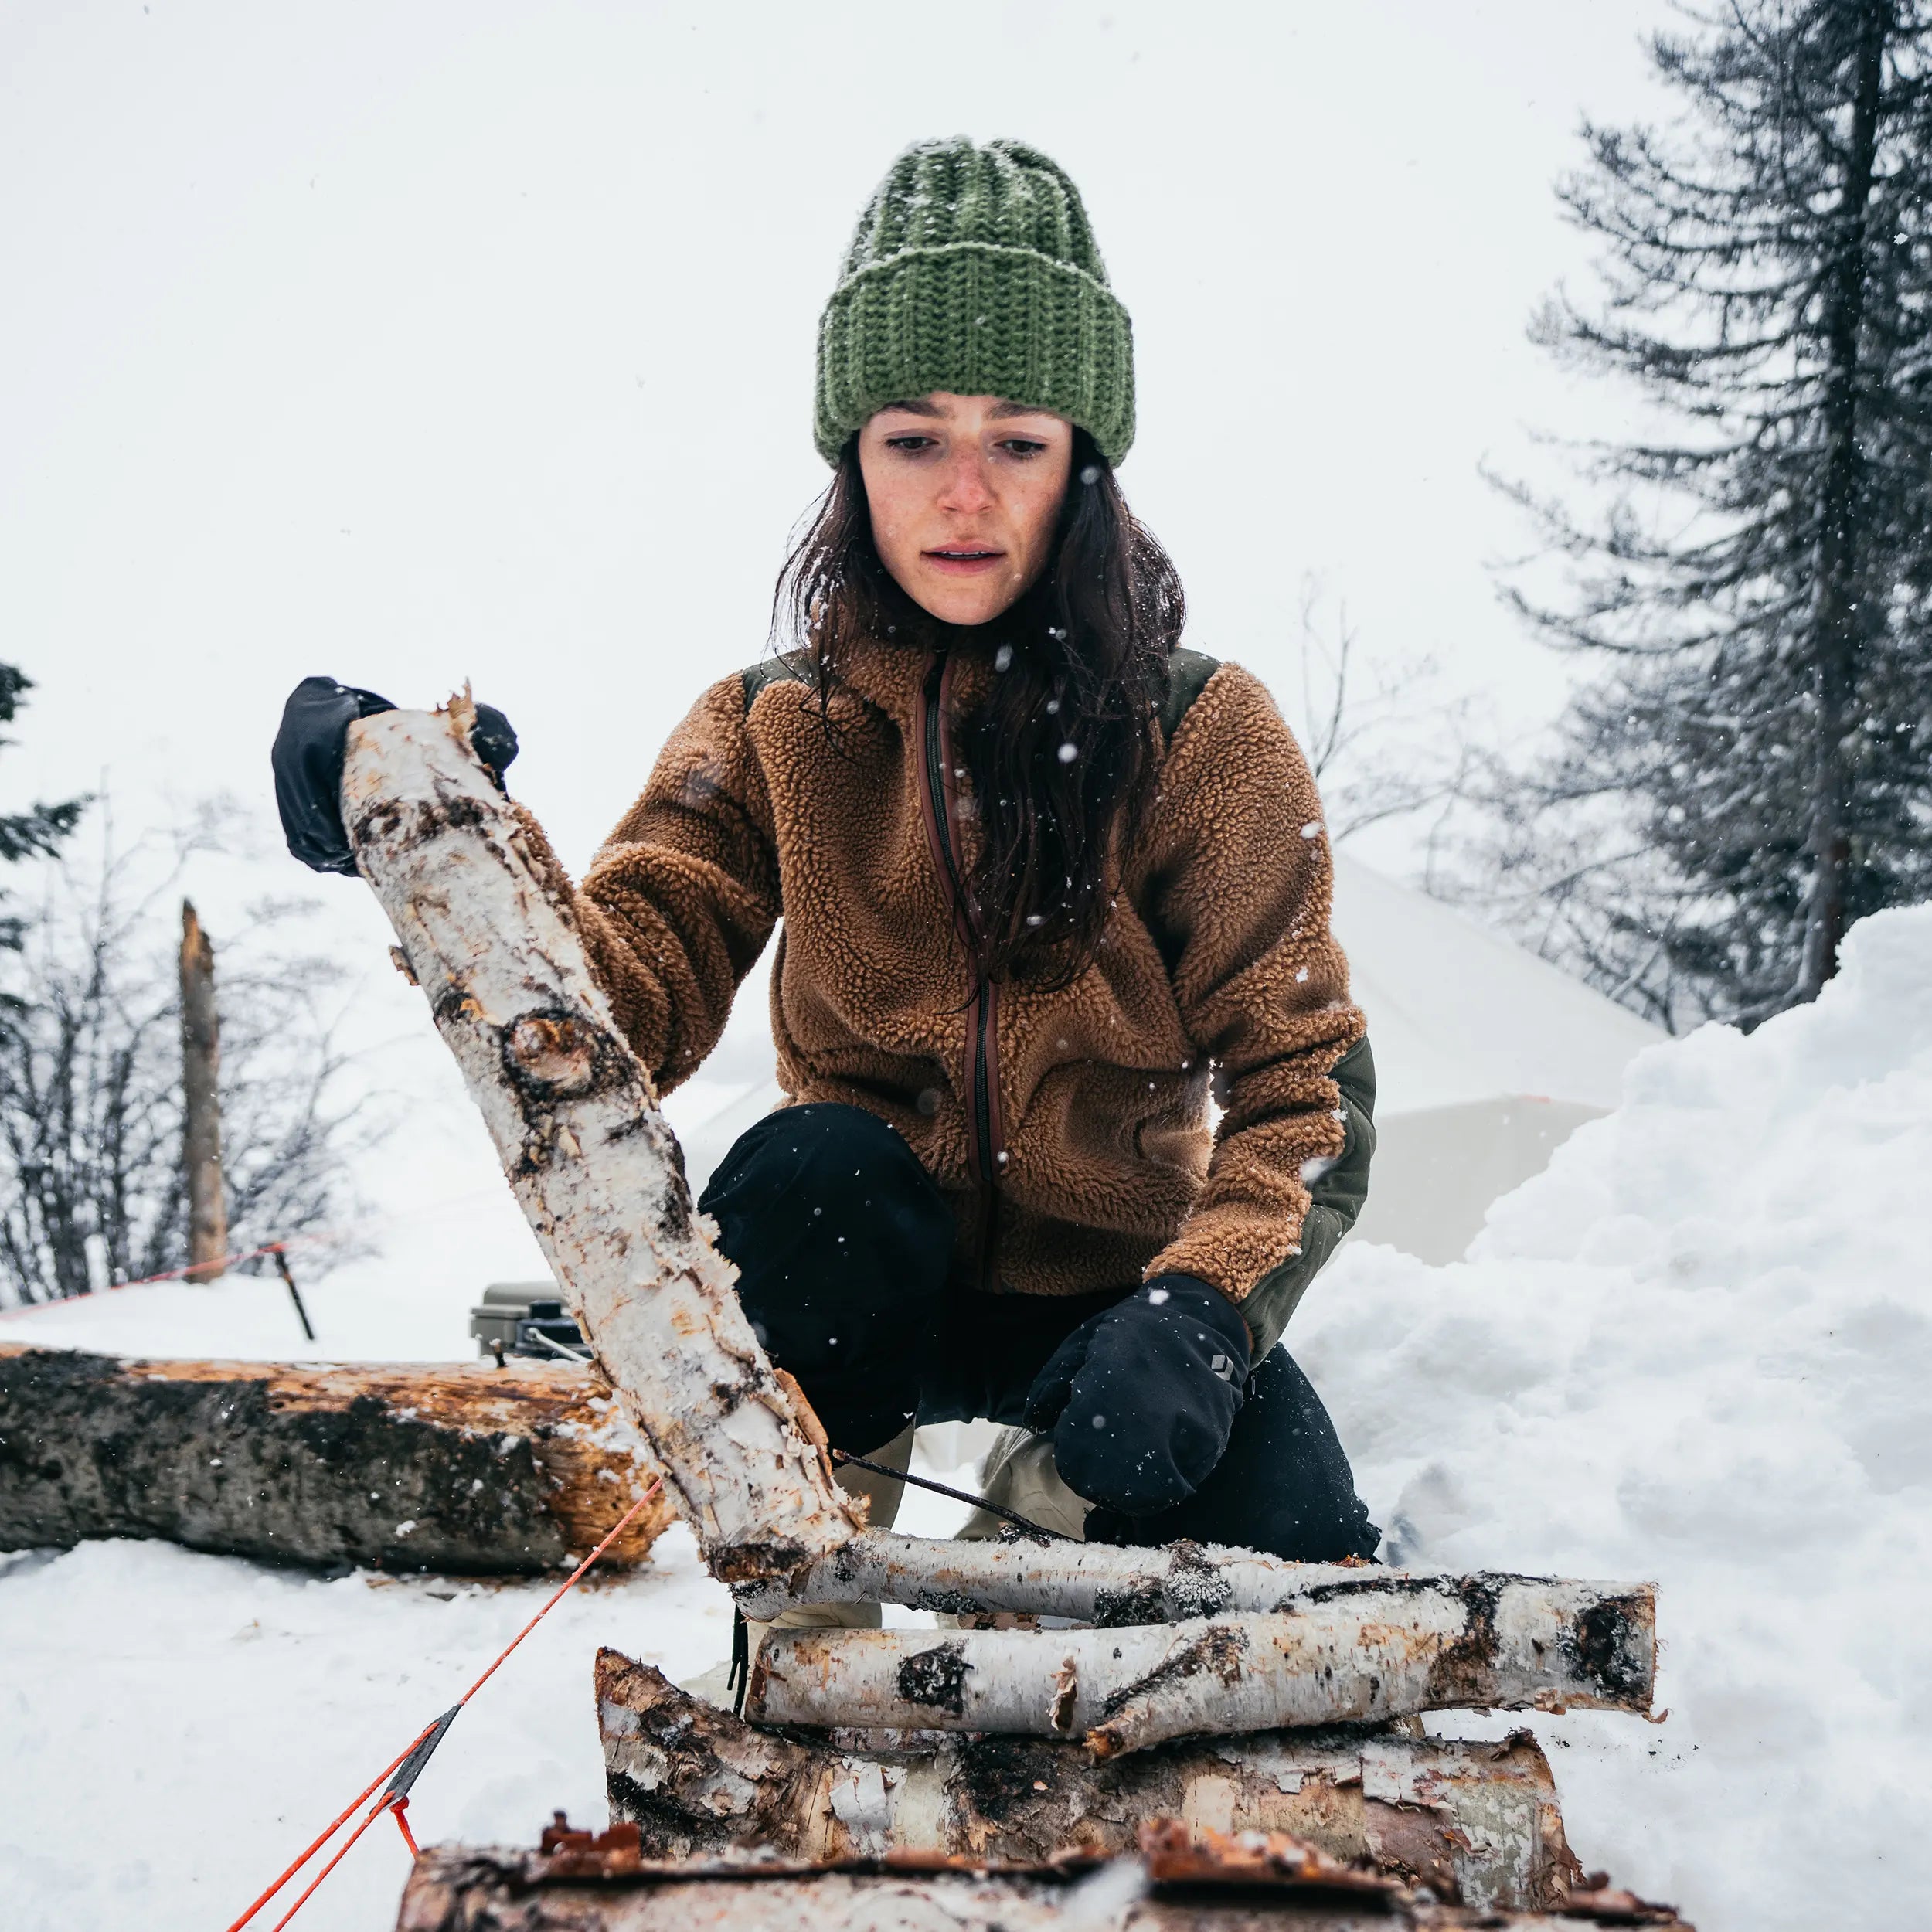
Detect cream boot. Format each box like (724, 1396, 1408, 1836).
(955, 1425, 1093, 1542)
(930, 1427, 1092, 1631)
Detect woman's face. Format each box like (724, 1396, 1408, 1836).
(858, 393, 1074, 628)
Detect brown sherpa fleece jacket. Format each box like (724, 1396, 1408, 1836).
(520, 636, 1372, 1356)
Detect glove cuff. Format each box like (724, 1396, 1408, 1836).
(1141, 1273, 1251, 1383)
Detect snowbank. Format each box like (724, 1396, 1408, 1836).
(1297, 904, 1932, 1927)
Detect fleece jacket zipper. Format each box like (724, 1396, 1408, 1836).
(917, 653, 1003, 1291)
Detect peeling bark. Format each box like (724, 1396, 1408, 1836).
(339, 702, 859, 1583)
(392, 1859, 1573, 1931)
(396, 1827, 1685, 1929)
(743, 1574, 1655, 1752)
(596, 1651, 1583, 1910)
(0, 1345, 672, 1573)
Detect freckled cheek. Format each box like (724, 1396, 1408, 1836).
(869, 509, 917, 571)
(1012, 505, 1056, 579)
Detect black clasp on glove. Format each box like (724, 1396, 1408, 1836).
(271, 676, 519, 875)
(1022, 1273, 1251, 1524)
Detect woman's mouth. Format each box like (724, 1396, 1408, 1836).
(923, 547, 1006, 576)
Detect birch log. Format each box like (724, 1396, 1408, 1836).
(746, 1578, 1655, 1753)
(734, 1529, 1434, 1623)
(393, 1855, 1593, 1932)
(734, 1532, 1658, 1689)
(396, 1838, 1687, 1931)
(596, 1650, 1583, 1909)
(340, 701, 859, 1583)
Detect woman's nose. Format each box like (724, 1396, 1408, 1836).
(936, 453, 996, 515)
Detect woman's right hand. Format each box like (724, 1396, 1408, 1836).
(272, 676, 397, 874)
(272, 677, 519, 874)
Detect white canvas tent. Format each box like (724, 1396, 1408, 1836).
(659, 855, 1663, 1273)
(1330, 854, 1662, 1262)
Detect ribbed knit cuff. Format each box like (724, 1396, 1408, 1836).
(814, 240, 1134, 466)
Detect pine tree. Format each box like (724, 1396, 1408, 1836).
(1492, 0, 1932, 1026)
(0, 664, 83, 944)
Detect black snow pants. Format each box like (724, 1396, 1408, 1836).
(698, 1101, 1380, 1563)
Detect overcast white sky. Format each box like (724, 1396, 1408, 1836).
(0, 1, 1683, 1306)
(2, 0, 1681, 863)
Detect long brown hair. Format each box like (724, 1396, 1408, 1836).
(772, 429, 1185, 984)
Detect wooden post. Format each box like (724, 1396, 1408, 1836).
(179, 899, 226, 1283)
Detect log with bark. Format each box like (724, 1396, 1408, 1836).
(0, 1344, 671, 1573)
(341, 700, 859, 1586)
(595, 1648, 1583, 1911)
(731, 1529, 1658, 1641)
(742, 1574, 1655, 1750)
(395, 1815, 1687, 1930)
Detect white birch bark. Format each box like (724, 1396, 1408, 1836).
(596, 1649, 1583, 1909)
(734, 1529, 1396, 1622)
(340, 701, 860, 1583)
(736, 1530, 1657, 1681)
(745, 1574, 1655, 1753)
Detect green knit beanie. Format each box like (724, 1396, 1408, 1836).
(815, 137, 1135, 468)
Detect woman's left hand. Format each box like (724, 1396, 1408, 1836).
(1022, 1275, 1250, 1518)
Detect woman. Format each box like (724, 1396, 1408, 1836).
(274, 138, 1379, 1581)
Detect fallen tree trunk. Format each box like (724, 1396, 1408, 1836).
(0, 1344, 672, 1573)
(596, 1650, 1583, 1910)
(340, 701, 859, 1585)
(744, 1577, 1655, 1753)
(396, 1821, 1685, 1930)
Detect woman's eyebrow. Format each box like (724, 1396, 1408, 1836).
(877, 398, 943, 418)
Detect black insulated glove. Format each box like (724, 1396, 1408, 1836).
(272, 677, 518, 875)
(1022, 1274, 1251, 1520)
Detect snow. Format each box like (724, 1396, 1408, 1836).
(0, 1531, 725, 1930)
(4, 906, 1930, 1929)
(1298, 904, 1932, 1926)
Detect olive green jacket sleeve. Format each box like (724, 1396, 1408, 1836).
(1239, 1034, 1376, 1356)
(1138, 661, 1372, 1356)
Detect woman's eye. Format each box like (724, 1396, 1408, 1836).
(999, 438, 1049, 458)
(885, 435, 937, 453)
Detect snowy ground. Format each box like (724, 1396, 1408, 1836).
(4, 908, 1930, 1930)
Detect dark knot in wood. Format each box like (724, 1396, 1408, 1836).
(502, 1009, 617, 1103)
